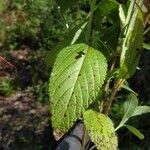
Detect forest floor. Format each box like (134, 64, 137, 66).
(0, 47, 56, 150)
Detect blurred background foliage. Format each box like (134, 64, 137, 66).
(0, 0, 150, 149)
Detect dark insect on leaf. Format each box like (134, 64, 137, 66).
(75, 51, 85, 59)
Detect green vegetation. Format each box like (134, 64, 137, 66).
(0, 76, 14, 96)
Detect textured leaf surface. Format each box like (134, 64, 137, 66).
(123, 94, 138, 120)
(49, 43, 107, 132)
(83, 110, 118, 150)
(120, 0, 144, 78)
(132, 106, 150, 117)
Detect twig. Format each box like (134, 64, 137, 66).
(86, 0, 96, 45)
(0, 56, 15, 68)
(99, 48, 118, 112)
(105, 79, 124, 115)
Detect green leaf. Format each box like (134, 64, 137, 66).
(98, 0, 119, 17)
(124, 124, 144, 140)
(132, 106, 150, 117)
(45, 22, 87, 67)
(45, 40, 71, 67)
(49, 43, 107, 132)
(71, 22, 87, 45)
(143, 43, 150, 50)
(123, 94, 138, 120)
(83, 110, 118, 150)
(119, 0, 144, 79)
(119, 4, 126, 26)
(115, 94, 138, 130)
(122, 84, 138, 96)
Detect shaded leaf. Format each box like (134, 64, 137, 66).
(83, 110, 118, 150)
(94, 0, 119, 30)
(123, 94, 138, 119)
(124, 124, 144, 140)
(56, 0, 78, 12)
(49, 43, 107, 132)
(98, 0, 119, 17)
(115, 94, 138, 130)
(122, 84, 138, 96)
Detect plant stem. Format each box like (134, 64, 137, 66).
(57, 5, 69, 29)
(99, 47, 118, 112)
(86, 0, 96, 44)
(105, 79, 124, 115)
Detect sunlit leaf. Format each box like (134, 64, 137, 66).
(119, 4, 126, 26)
(49, 43, 107, 132)
(83, 110, 118, 150)
(45, 22, 87, 67)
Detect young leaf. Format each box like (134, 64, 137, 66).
(115, 94, 138, 130)
(119, 0, 144, 79)
(83, 110, 118, 150)
(124, 124, 144, 140)
(132, 106, 150, 117)
(49, 43, 107, 132)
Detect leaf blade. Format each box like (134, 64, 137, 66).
(132, 106, 150, 117)
(119, 1, 144, 79)
(83, 110, 118, 150)
(115, 94, 138, 130)
(49, 43, 107, 132)
(124, 124, 144, 140)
